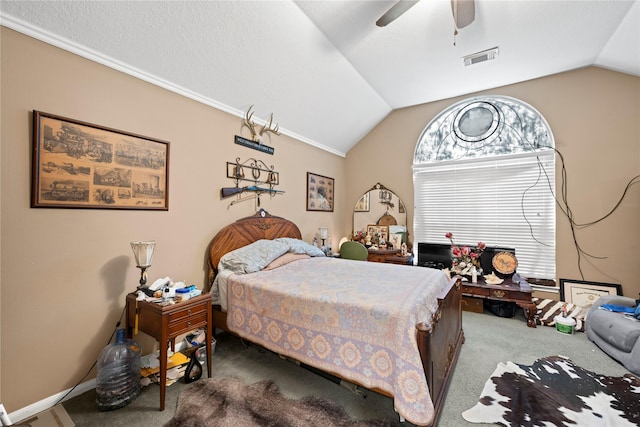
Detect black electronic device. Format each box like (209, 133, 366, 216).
(417, 243, 453, 269)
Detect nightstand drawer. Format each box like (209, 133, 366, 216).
(168, 303, 207, 323)
(168, 311, 207, 337)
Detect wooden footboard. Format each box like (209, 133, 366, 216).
(416, 276, 464, 425)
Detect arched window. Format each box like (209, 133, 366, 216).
(413, 95, 555, 279)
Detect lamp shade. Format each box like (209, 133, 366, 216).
(339, 237, 349, 249)
(319, 227, 328, 239)
(131, 241, 156, 268)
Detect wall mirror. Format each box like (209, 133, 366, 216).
(352, 183, 408, 247)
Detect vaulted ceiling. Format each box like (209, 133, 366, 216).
(2, 1, 639, 156)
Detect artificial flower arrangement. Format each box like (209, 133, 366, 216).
(445, 232, 486, 276)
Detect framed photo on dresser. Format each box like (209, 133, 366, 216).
(366, 224, 389, 242)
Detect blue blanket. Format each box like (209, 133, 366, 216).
(600, 304, 640, 319)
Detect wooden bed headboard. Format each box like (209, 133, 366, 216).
(207, 209, 302, 284)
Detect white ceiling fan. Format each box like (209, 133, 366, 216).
(376, 0, 475, 28)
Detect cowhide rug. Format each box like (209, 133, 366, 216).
(164, 377, 398, 427)
(462, 355, 640, 427)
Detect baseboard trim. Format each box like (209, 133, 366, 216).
(8, 340, 192, 423)
(8, 379, 96, 424)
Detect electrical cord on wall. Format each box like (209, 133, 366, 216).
(529, 146, 640, 280)
(53, 305, 126, 406)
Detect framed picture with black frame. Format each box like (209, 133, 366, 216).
(559, 279, 622, 307)
(306, 172, 334, 212)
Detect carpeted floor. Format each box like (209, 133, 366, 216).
(60, 308, 633, 427)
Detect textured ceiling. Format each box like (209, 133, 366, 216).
(2, 0, 639, 156)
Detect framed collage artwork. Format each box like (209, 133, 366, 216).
(32, 110, 169, 210)
(366, 224, 389, 242)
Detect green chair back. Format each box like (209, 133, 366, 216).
(339, 241, 368, 261)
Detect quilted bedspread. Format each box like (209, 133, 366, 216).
(226, 256, 450, 426)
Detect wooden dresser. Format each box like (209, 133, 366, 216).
(367, 248, 400, 263)
(367, 249, 411, 265)
(460, 277, 536, 327)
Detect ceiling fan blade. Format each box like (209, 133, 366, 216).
(451, 0, 475, 29)
(376, 0, 420, 27)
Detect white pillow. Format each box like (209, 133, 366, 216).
(275, 237, 326, 257)
(219, 239, 290, 274)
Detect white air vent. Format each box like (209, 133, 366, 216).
(463, 47, 499, 66)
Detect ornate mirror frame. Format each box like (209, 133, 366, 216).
(352, 183, 408, 245)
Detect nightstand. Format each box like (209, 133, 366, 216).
(125, 293, 212, 410)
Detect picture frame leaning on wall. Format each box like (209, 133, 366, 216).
(559, 278, 622, 308)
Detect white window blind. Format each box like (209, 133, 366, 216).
(413, 151, 556, 279)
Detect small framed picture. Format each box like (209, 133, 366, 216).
(307, 172, 334, 212)
(559, 279, 622, 307)
(390, 234, 403, 250)
(354, 193, 370, 212)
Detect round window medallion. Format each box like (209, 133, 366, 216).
(453, 101, 500, 144)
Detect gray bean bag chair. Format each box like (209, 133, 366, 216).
(585, 295, 640, 376)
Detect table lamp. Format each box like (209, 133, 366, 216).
(319, 227, 328, 252)
(131, 240, 156, 288)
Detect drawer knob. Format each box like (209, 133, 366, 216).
(187, 321, 191, 327)
(187, 309, 192, 315)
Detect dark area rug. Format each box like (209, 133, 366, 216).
(462, 355, 640, 426)
(164, 377, 399, 427)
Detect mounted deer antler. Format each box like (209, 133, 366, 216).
(242, 105, 258, 141)
(259, 113, 281, 139)
(241, 105, 281, 142)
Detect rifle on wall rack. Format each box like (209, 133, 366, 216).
(221, 186, 285, 198)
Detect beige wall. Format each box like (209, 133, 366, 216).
(0, 28, 346, 410)
(347, 67, 640, 299)
(2, 27, 640, 413)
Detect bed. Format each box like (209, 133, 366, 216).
(206, 209, 464, 426)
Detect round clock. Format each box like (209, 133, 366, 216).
(492, 251, 518, 275)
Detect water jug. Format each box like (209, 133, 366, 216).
(95, 328, 141, 411)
